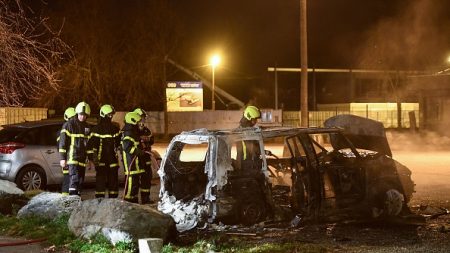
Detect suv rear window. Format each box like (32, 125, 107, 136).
(0, 124, 62, 145)
(0, 127, 24, 143)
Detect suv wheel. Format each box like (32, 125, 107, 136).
(370, 182, 405, 218)
(15, 166, 47, 191)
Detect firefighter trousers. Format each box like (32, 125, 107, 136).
(61, 166, 70, 195)
(68, 164, 85, 196)
(124, 171, 151, 204)
(95, 163, 119, 198)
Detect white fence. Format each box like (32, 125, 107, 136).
(283, 110, 419, 128)
(0, 107, 48, 127)
(0, 106, 416, 133)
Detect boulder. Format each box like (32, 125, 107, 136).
(68, 198, 176, 245)
(0, 179, 25, 214)
(17, 192, 81, 219)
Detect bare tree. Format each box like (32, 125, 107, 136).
(0, 0, 71, 106)
(38, 0, 180, 112)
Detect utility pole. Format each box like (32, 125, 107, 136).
(275, 64, 278, 110)
(212, 65, 216, 110)
(163, 56, 169, 138)
(300, 0, 308, 127)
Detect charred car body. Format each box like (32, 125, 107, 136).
(158, 115, 415, 232)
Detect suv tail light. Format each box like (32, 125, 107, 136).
(0, 142, 26, 154)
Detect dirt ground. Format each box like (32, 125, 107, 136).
(0, 236, 47, 253)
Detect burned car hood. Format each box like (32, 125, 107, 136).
(324, 114, 392, 157)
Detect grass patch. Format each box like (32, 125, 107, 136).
(0, 214, 136, 252)
(162, 239, 328, 253)
(0, 213, 75, 246)
(1, 213, 326, 253)
(68, 234, 136, 253)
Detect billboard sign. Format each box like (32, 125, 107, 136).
(166, 81, 203, 112)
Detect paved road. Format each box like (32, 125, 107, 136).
(80, 178, 161, 202)
(394, 150, 450, 208)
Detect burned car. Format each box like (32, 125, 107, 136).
(158, 115, 415, 232)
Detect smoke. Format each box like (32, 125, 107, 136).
(387, 130, 450, 151)
(355, 0, 449, 70)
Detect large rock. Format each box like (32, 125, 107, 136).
(0, 179, 25, 214)
(17, 192, 81, 219)
(68, 198, 176, 245)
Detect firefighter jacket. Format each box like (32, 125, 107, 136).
(87, 118, 121, 166)
(58, 117, 91, 166)
(139, 126, 154, 151)
(121, 123, 146, 175)
(237, 139, 261, 161)
(137, 126, 153, 172)
(236, 124, 262, 171)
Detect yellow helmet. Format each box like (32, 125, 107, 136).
(100, 104, 115, 118)
(243, 106, 261, 120)
(125, 112, 141, 125)
(133, 108, 147, 118)
(63, 107, 76, 121)
(75, 101, 91, 115)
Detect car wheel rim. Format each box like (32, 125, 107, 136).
(384, 189, 404, 216)
(22, 171, 42, 190)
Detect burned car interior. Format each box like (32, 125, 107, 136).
(162, 141, 209, 201)
(158, 116, 415, 232)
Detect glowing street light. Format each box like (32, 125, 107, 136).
(210, 54, 221, 110)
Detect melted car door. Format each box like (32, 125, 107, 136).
(286, 134, 323, 217)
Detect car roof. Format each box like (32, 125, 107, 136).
(178, 126, 343, 138)
(2, 119, 64, 129)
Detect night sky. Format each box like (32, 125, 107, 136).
(172, 0, 450, 70)
(24, 0, 450, 110)
(169, 0, 450, 108)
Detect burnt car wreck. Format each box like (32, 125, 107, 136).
(158, 115, 415, 232)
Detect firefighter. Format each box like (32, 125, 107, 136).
(239, 105, 261, 128)
(121, 111, 148, 203)
(236, 105, 262, 171)
(88, 104, 121, 198)
(236, 105, 271, 223)
(133, 108, 154, 204)
(59, 101, 93, 196)
(59, 107, 76, 196)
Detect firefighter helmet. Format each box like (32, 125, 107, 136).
(75, 102, 91, 115)
(100, 104, 115, 118)
(63, 107, 76, 121)
(125, 112, 141, 125)
(243, 106, 261, 120)
(133, 108, 147, 118)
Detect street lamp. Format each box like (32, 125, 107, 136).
(210, 54, 220, 110)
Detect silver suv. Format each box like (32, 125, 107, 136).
(0, 120, 69, 190)
(0, 119, 161, 191)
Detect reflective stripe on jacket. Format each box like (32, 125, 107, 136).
(88, 119, 121, 165)
(58, 117, 91, 165)
(121, 123, 145, 175)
